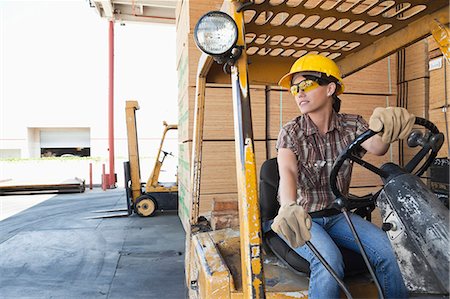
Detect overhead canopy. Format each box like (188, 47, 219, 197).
(206, 0, 449, 85)
(89, 0, 176, 24)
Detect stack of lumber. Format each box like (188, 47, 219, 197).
(401, 38, 449, 162)
(400, 40, 430, 164)
(0, 178, 85, 195)
(428, 36, 449, 158)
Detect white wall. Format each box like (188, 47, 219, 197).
(0, 1, 178, 165)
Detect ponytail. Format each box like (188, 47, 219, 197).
(332, 95, 341, 113)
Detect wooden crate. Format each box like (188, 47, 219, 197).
(179, 85, 266, 142)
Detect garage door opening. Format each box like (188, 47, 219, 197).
(39, 128, 90, 157)
(41, 147, 90, 157)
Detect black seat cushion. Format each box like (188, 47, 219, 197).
(259, 158, 281, 223)
(259, 158, 372, 277)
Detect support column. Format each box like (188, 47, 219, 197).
(108, 20, 116, 188)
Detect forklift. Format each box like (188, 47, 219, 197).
(123, 100, 178, 217)
(184, 1, 449, 298)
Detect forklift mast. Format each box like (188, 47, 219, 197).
(146, 121, 178, 192)
(125, 100, 142, 201)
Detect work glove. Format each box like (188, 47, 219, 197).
(369, 107, 415, 144)
(271, 202, 312, 248)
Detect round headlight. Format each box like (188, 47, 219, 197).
(194, 11, 238, 56)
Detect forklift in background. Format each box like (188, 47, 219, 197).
(124, 100, 178, 217)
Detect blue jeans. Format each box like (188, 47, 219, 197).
(264, 213, 408, 299)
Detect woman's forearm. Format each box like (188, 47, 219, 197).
(279, 172, 298, 206)
(277, 148, 299, 206)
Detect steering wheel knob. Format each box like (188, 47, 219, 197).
(407, 130, 424, 148)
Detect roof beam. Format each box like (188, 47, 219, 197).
(113, 0, 176, 9)
(338, 6, 449, 77)
(100, 0, 114, 18)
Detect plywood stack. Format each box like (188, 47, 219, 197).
(176, 0, 267, 230)
(401, 40, 430, 164)
(427, 35, 449, 158)
(400, 36, 450, 164)
(266, 56, 398, 194)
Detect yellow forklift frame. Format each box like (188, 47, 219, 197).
(186, 1, 449, 298)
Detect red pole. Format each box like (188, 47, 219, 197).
(89, 163, 93, 190)
(102, 163, 106, 191)
(108, 20, 116, 188)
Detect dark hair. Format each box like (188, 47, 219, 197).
(332, 95, 341, 113)
(303, 74, 341, 112)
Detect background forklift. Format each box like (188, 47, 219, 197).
(124, 100, 178, 217)
(184, 1, 449, 298)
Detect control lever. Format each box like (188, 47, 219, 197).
(341, 208, 385, 299)
(306, 241, 353, 299)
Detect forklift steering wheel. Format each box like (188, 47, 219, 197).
(330, 117, 443, 209)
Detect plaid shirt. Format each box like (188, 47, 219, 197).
(276, 111, 369, 212)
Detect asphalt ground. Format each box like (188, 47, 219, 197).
(0, 188, 187, 299)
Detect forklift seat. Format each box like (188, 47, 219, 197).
(259, 158, 374, 276)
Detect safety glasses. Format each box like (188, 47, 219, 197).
(290, 79, 320, 96)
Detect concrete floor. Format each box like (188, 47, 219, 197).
(0, 189, 187, 298)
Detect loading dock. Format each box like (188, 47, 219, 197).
(0, 189, 187, 298)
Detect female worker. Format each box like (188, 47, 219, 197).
(270, 54, 411, 299)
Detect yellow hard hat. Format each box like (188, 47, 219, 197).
(278, 54, 345, 95)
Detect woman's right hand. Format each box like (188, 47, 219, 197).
(369, 107, 415, 144)
(271, 202, 312, 248)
